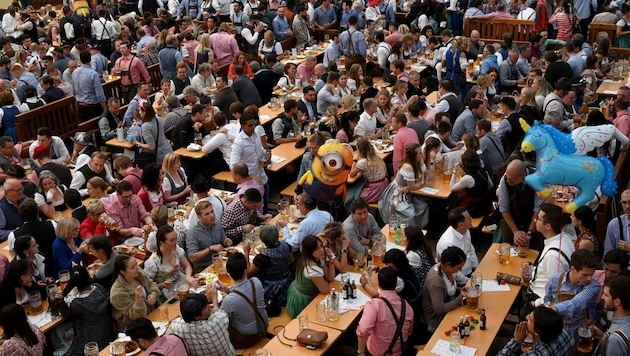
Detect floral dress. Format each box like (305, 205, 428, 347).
(252, 241, 292, 309)
(378, 167, 429, 228)
(286, 262, 323, 318)
(0, 324, 45, 356)
(357, 158, 389, 203)
(144, 246, 186, 301)
(574, 229, 601, 258)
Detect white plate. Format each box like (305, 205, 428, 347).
(124, 237, 144, 247)
(110, 342, 141, 356)
(153, 321, 166, 336)
(378, 146, 394, 153)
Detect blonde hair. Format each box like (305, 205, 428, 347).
(86, 199, 104, 215)
(56, 217, 80, 240)
(196, 33, 211, 53)
(520, 87, 536, 107)
(161, 153, 180, 173)
(341, 94, 359, 111)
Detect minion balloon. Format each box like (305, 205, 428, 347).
(298, 141, 354, 203)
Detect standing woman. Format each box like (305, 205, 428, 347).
(617, 5, 630, 49)
(50, 266, 114, 355)
(286, 235, 334, 318)
(422, 246, 469, 332)
(349, 139, 388, 204)
(0, 304, 46, 356)
(571, 206, 602, 258)
(138, 163, 166, 212)
(194, 33, 214, 73)
(443, 38, 468, 97)
(0, 90, 20, 142)
(135, 102, 173, 167)
(144, 225, 197, 302)
(110, 254, 161, 331)
(548, 0, 576, 41)
(449, 150, 494, 218)
(52, 217, 89, 275)
(162, 153, 192, 204)
(378, 143, 429, 228)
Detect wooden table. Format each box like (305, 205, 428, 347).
(426, 91, 439, 106)
(268, 143, 306, 172)
(421, 243, 538, 355)
(173, 147, 208, 160)
(596, 79, 625, 97)
(105, 137, 135, 150)
(301, 281, 363, 332)
(259, 105, 283, 126)
(410, 175, 452, 200)
(261, 317, 342, 356)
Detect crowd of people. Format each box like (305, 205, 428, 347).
(0, 0, 629, 354)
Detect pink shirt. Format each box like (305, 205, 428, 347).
(614, 109, 630, 137)
(210, 32, 240, 64)
(114, 54, 151, 86)
(423, 107, 440, 127)
(483, 10, 514, 19)
(357, 290, 414, 356)
(385, 32, 403, 46)
(236, 178, 264, 215)
(393, 126, 420, 174)
(297, 62, 314, 83)
(106, 193, 151, 244)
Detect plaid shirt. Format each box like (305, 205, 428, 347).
(221, 198, 257, 242)
(142, 50, 160, 68)
(498, 329, 575, 356)
(168, 309, 236, 356)
(106, 194, 151, 241)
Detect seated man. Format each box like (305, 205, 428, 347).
(186, 201, 230, 271)
(31, 146, 72, 187)
(105, 181, 153, 245)
(343, 198, 385, 255)
(221, 188, 271, 244)
(126, 317, 188, 354)
(218, 252, 268, 348)
(113, 156, 143, 195)
(0, 178, 26, 241)
(168, 287, 236, 356)
(278, 192, 332, 252)
(498, 306, 574, 355)
(29, 126, 70, 167)
(543, 249, 601, 334)
(70, 132, 98, 170)
(271, 99, 304, 146)
(436, 207, 479, 277)
(593, 248, 629, 331)
(604, 189, 630, 257)
(356, 267, 414, 356)
(69, 152, 116, 197)
(0, 136, 22, 184)
(231, 163, 264, 216)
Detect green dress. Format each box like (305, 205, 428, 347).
(286, 263, 322, 318)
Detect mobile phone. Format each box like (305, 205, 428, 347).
(167, 297, 179, 305)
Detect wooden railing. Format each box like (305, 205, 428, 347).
(596, 150, 629, 244)
(147, 63, 162, 93)
(15, 97, 80, 142)
(464, 17, 535, 43)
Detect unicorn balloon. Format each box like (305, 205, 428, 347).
(520, 119, 617, 214)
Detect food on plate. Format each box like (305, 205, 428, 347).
(205, 273, 218, 285)
(125, 340, 139, 353)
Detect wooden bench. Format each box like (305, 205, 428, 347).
(588, 23, 617, 48)
(16, 96, 80, 142)
(267, 307, 293, 336)
(280, 37, 296, 51)
(235, 336, 271, 355)
(147, 63, 163, 93)
(102, 78, 123, 104)
(464, 17, 535, 44)
(280, 182, 297, 199)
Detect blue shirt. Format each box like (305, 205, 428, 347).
(72, 65, 107, 105)
(480, 54, 499, 74)
(313, 6, 337, 26)
(379, 2, 395, 24)
(15, 71, 41, 103)
(602, 316, 630, 356)
(282, 208, 332, 251)
(323, 42, 341, 67)
(178, 0, 203, 19)
(573, 0, 597, 20)
(543, 272, 600, 334)
(137, 35, 157, 58)
(604, 214, 630, 257)
(339, 27, 367, 56)
(272, 15, 290, 41)
(567, 53, 585, 78)
(90, 53, 109, 77)
(340, 9, 358, 27)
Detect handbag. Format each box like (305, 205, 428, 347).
(273, 325, 328, 349)
(134, 118, 160, 169)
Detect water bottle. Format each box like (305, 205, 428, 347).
(328, 288, 340, 321)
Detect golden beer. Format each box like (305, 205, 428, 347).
(499, 253, 511, 265)
(466, 295, 478, 310)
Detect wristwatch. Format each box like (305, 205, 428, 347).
(341, 248, 348, 253)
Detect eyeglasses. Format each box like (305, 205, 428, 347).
(621, 201, 630, 206)
(8, 187, 23, 192)
(535, 216, 549, 224)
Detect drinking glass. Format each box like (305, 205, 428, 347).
(471, 273, 483, 295)
(518, 238, 529, 258)
(316, 301, 327, 322)
(255, 349, 270, 356)
(388, 217, 398, 240)
(521, 262, 533, 286)
(58, 270, 70, 291)
(158, 304, 169, 325)
(521, 333, 534, 352)
(278, 199, 289, 219)
(29, 291, 42, 315)
(288, 205, 296, 223)
(498, 243, 511, 265)
(450, 330, 461, 352)
(177, 283, 190, 300)
(466, 287, 478, 310)
(577, 323, 593, 353)
(298, 314, 309, 331)
(84, 341, 99, 356)
(219, 266, 231, 286)
(354, 252, 365, 272)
